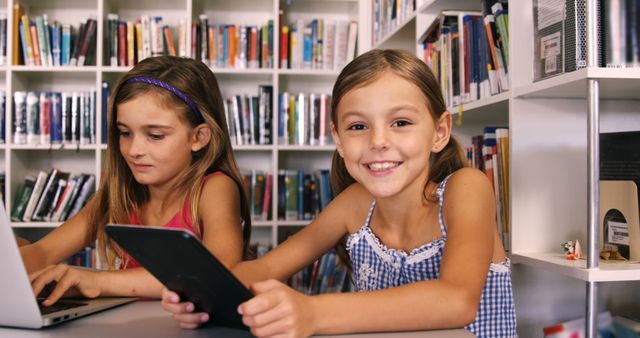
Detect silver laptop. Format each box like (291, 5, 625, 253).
(0, 203, 135, 328)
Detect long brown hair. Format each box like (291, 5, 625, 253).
(330, 49, 466, 270)
(88, 56, 252, 268)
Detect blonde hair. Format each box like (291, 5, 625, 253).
(88, 56, 251, 268)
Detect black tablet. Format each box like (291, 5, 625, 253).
(105, 225, 252, 330)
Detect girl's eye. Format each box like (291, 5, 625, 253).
(118, 130, 131, 137)
(393, 120, 411, 127)
(149, 134, 164, 140)
(347, 123, 366, 131)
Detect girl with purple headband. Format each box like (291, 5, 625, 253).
(21, 56, 251, 306)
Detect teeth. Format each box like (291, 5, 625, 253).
(367, 162, 399, 171)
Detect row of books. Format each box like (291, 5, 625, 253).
(289, 248, 350, 295)
(280, 17, 358, 71)
(106, 14, 184, 67)
(194, 16, 274, 69)
(278, 92, 333, 146)
(466, 126, 509, 249)
(421, 1, 509, 108)
(65, 246, 97, 269)
(372, 0, 415, 45)
(247, 239, 350, 295)
(223, 85, 274, 146)
(14, 2, 96, 66)
(241, 170, 273, 222)
(277, 169, 332, 221)
(11, 169, 96, 223)
(13, 90, 97, 145)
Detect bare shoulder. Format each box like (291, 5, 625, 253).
(329, 183, 375, 232)
(202, 173, 239, 194)
(441, 168, 496, 230)
(199, 173, 240, 206)
(443, 167, 494, 200)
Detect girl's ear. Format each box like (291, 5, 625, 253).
(432, 111, 452, 153)
(330, 122, 344, 158)
(191, 124, 212, 152)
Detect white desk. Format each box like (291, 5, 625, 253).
(0, 301, 474, 337)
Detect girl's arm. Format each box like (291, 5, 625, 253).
(197, 174, 244, 268)
(20, 198, 95, 273)
(31, 266, 164, 306)
(240, 168, 497, 336)
(232, 183, 364, 286)
(33, 174, 247, 305)
(162, 182, 365, 328)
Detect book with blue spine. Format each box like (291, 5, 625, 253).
(18, 21, 29, 65)
(43, 15, 53, 66)
(101, 81, 109, 144)
(50, 92, 62, 144)
(61, 24, 71, 65)
(51, 23, 61, 66)
(35, 16, 48, 66)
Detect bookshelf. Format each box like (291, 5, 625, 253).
(5, 0, 363, 256)
(370, 0, 640, 336)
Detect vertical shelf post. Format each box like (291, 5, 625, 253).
(586, 0, 600, 337)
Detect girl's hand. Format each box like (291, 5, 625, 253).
(160, 287, 209, 329)
(29, 264, 102, 306)
(239, 279, 316, 338)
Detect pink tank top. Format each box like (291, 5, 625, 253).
(121, 172, 223, 269)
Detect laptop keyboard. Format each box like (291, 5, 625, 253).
(38, 300, 88, 315)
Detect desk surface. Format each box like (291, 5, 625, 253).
(0, 301, 474, 338)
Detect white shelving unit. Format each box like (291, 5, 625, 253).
(509, 0, 640, 337)
(5, 0, 364, 250)
(369, 0, 640, 336)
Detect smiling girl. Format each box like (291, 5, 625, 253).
(162, 49, 517, 338)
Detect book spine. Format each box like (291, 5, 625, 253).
(29, 21, 41, 66)
(71, 92, 79, 143)
(51, 23, 61, 66)
(61, 24, 71, 65)
(12, 3, 25, 65)
(13, 91, 27, 144)
(50, 92, 62, 144)
(101, 82, 109, 144)
(44, 15, 53, 66)
(10, 176, 35, 221)
(18, 20, 29, 66)
(39, 92, 51, 144)
(77, 18, 96, 66)
(67, 174, 95, 218)
(69, 20, 86, 66)
(126, 21, 134, 66)
(32, 168, 60, 221)
(20, 15, 34, 65)
(51, 177, 75, 221)
(22, 171, 48, 222)
(107, 14, 118, 66)
(26, 91, 39, 144)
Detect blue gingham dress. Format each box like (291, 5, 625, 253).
(346, 175, 517, 338)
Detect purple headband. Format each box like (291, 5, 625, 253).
(125, 76, 204, 123)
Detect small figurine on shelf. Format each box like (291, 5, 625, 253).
(561, 240, 584, 260)
(600, 249, 627, 261)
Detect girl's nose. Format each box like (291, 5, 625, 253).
(369, 127, 390, 150)
(127, 135, 145, 157)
